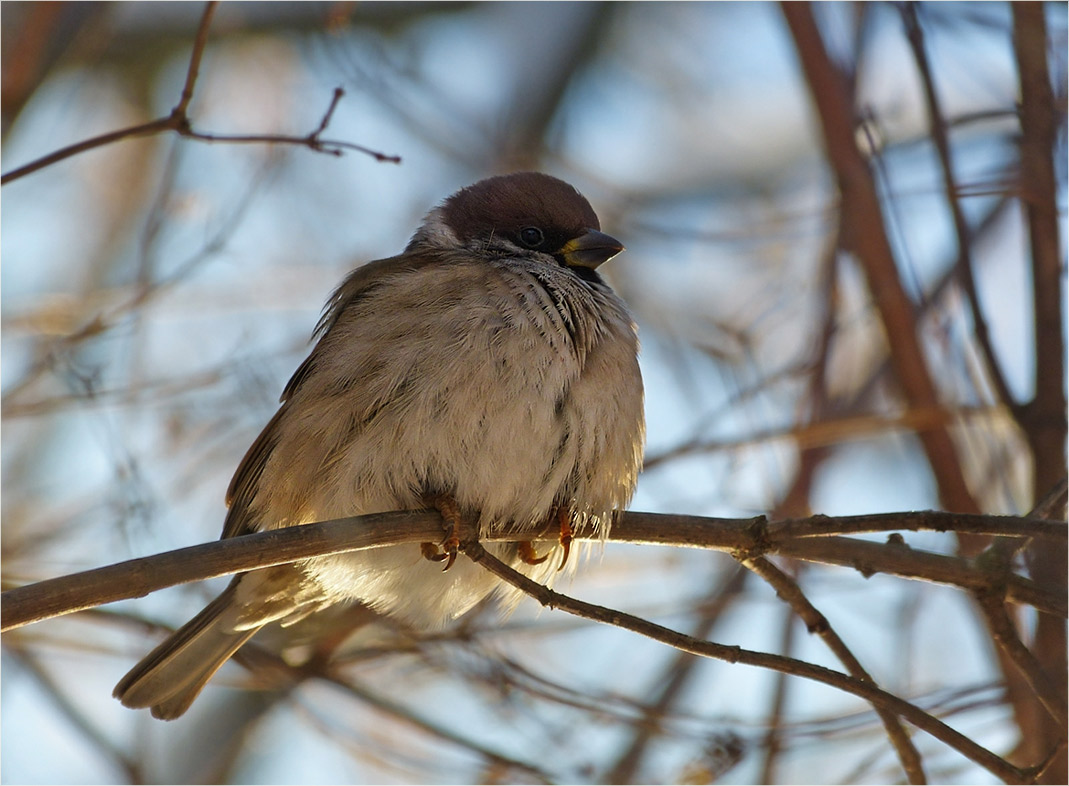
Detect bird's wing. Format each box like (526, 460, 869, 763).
(220, 252, 436, 540)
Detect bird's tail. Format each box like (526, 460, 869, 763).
(113, 579, 259, 720)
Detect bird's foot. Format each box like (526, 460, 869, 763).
(518, 505, 574, 571)
(422, 494, 465, 571)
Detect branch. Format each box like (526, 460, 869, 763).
(462, 542, 1027, 784)
(602, 566, 749, 784)
(780, 2, 981, 516)
(1010, 9, 1069, 778)
(1012, 2, 1066, 442)
(974, 588, 1069, 732)
(899, 3, 1016, 411)
(0, 2, 399, 186)
(741, 555, 927, 783)
(176, 86, 401, 162)
(2, 510, 442, 631)
(2, 510, 1063, 632)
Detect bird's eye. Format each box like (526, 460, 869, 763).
(518, 226, 545, 248)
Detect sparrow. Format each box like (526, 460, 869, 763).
(113, 172, 645, 720)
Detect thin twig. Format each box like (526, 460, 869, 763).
(312, 86, 345, 137)
(1, 117, 174, 183)
(0, 2, 399, 185)
(742, 555, 927, 783)
(757, 597, 796, 784)
(1030, 478, 1068, 521)
(974, 532, 1069, 735)
(174, 0, 217, 116)
(771, 534, 1061, 615)
(899, 2, 1017, 411)
(462, 542, 1025, 784)
(602, 566, 749, 783)
(973, 589, 1069, 731)
(180, 124, 400, 161)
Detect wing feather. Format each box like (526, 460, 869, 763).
(221, 253, 432, 539)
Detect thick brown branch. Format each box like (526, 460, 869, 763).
(1011, 9, 1068, 780)
(780, 2, 981, 517)
(1, 510, 444, 631)
(3, 510, 1063, 633)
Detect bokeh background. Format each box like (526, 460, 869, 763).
(2, 2, 1065, 784)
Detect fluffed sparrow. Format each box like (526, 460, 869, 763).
(114, 172, 645, 719)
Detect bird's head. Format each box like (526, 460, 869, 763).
(411, 172, 624, 273)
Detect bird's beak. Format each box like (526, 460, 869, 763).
(559, 229, 625, 269)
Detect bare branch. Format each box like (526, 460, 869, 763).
(602, 566, 749, 784)
(0, 2, 399, 186)
(1010, 9, 1069, 778)
(974, 588, 1069, 731)
(173, 0, 218, 117)
(179, 115, 402, 162)
(3, 510, 1063, 632)
(1, 117, 177, 184)
(780, 2, 981, 516)
(741, 555, 927, 783)
(462, 542, 1026, 784)
(770, 534, 1061, 615)
(899, 3, 1017, 412)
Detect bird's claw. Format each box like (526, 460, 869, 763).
(518, 540, 550, 565)
(518, 506, 574, 570)
(423, 494, 463, 571)
(439, 536, 459, 571)
(420, 541, 457, 570)
(556, 507, 573, 571)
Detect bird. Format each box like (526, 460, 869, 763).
(113, 172, 645, 720)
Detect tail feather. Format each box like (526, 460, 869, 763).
(114, 579, 259, 720)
